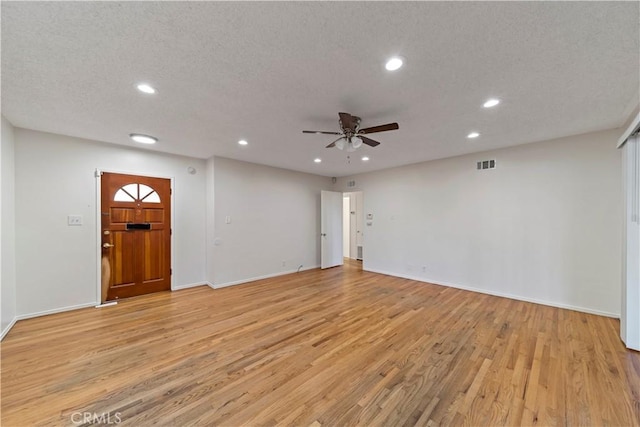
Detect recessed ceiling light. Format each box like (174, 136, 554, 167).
(314, 158, 322, 163)
(238, 139, 248, 146)
(385, 57, 404, 71)
(362, 156, 370, 161)
(483, 98, 500, 108)
(136, 83, 156, 94)
(467, 132, 480, 139)
(130, 133, 157, 144)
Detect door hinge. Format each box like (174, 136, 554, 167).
(170, 188, 172, 195)
(170, 228, 172, 235)
(95, 170, 103, 177)
(170, 268, 173, 275)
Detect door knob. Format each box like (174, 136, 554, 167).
(102, 243, 115, 248)
(321, 233, 327, 237)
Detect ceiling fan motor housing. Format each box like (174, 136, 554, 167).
(340, 116, 361, 135)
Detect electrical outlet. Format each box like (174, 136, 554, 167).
(282, 261, 286, 267)
(422, 266, 427, 273)
(68, 215, 83, 226)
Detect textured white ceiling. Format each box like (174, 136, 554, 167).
(2, 2, 638, 177)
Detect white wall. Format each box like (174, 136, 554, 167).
(335, 129, 623, 316)
(205, 156, 216, 285)
(211, 157, 331, 287)
(1, 116, 17, 338)
(14, 128, 207, 317)
(8, 126, 624, 321)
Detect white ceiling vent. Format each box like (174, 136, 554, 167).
(477, 159, 496, 170)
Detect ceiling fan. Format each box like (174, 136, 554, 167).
(302, 112, 399, 151)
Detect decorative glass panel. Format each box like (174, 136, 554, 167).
(122, 184, 138, 199)
(114, 189, 135, 202)
(139, 184, 154, 200)
(142, 191, 161, 203)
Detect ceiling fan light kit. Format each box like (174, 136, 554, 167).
(303, 112, 399, 153)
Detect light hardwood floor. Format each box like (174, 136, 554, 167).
(2, 260, 639, 426)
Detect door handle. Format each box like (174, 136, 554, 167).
(103, 243, 115, 248)
(321, 233, 326, 237)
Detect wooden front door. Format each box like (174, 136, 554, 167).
(101, 172, 171, 302)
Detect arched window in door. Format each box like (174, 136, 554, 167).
(114, 183, 161, 203)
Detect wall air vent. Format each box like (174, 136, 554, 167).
(477, 159, 496, 170)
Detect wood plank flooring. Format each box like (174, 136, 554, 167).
(2, 259, 639, 426)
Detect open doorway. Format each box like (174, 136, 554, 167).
(320, 190, 363, 271)
(343, 197, 350, 258)
(342, 191, 363, 268)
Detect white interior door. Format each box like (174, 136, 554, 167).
(321, 190, 343, 269)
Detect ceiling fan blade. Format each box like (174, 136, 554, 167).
(359, 122, 399, 134)
(339, 112, 355, 131)
(326, 137, 344, 148)
(361, 136, 381, 147)
(303, 130, 342, 135)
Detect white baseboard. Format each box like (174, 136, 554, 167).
(213, 265, 320, 289)
(172, 281, 210, 291)
(365, 267, 620, 319)
(11, 282, 217, 325)
(1, 317, 18, 341)
(16, 302, 97, 321)
(9, 283, 216, 327)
